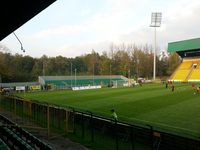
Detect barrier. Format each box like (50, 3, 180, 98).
(72, 85, 101, 91)
(0, 96, 200, 150)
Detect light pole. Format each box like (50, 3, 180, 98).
(136, 59, 139, 79)
(74, 68, 77, 87)
(43, 61, 45, 76)
(150, 12, 162, 80)
(93, 64, 95, 85)
(109, 63, 112, 85)
(71, 62, 72, 88)
(128, 69, 130, 86)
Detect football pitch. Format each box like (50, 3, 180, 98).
(19, 83, 200, 138)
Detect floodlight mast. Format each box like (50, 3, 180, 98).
(71, 62, 72, 88)
(75, 68, 77, 87)
(150, 12, 162, 80)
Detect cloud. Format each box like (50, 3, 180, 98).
(54, 41, 112, 58)
(117, 0, 200, 53)
(33, 0, 144, 41)
(3, 0, 200, 58)
(29, 0, 149, 57)
(33, 25, 83, 38)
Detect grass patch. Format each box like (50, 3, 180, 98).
(16, 83, 200, 138)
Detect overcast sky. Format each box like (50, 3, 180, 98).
(1, 0, 200, 58)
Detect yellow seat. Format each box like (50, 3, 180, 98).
(170, 58, 200, 82)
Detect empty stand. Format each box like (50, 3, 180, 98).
(0, 138, 10, 150)
(188, 61, 200, 81)
(0, 114, 54, 150)
(170, 58, 200, 82)
(39, 75, 128, 89)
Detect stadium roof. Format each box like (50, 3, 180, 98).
(168, 38, 200, 53)
(0, 0, 56, 41)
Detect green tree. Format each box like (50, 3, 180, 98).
(167, 52, 181, 75)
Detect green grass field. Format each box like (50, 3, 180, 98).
(18, 83, 200, 138)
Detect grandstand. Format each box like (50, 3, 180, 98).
(39, 75, 128, 89)
(168, 38, 200, 82)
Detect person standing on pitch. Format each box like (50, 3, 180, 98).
(171, 84, 175, 92)
(165, 82, 168, 89)
(111, 109, 118, 123)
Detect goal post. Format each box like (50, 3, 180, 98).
(112, 80, 129, 88)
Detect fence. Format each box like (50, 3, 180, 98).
(0, 95, 200, 150)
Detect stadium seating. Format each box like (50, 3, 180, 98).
(189, 69, 200, 79)
(0, 138, 10, 150)
(171, 69, 191, 81)
(170, 58, 200, 82)
(0, 114, 53, 150)
(178, 61, 192, 69)
(39, 75, 128, 88)
(188, 62, 200, 81)
(170, 60, 193, 81)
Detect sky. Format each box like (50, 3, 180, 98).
(1, 0, 200, 58)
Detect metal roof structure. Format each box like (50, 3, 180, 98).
(0, 0, 56, 41)
(168, 38, 200, 52)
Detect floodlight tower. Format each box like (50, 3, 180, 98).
(70, 62, 72, 88)
(74, 68, 77, 87)
(93, 64, 95, 85)
(150, 12, 162, 80)
(109, 63, 112, 85)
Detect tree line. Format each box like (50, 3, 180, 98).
(0, 43, 181, 83)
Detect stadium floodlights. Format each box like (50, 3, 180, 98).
(150, 12, 162, 80)
(13, 32, 25, 53)
(150, 12, 162, 27)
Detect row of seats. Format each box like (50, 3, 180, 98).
(172, 69, 190, 81)
(178, 61, 192, 69)
(171, 58, 200, 81)
(189, 66, 200, 80)
(45, 77, 125, 87)
(0, 114, 54, 150)
(10, 125, 53, 150)
(0, 138, 10, 150)
(0, 126, 34, 150)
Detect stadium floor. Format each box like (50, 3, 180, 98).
(17, 83, 200, 138)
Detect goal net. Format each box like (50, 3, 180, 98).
(112, 80, 129, 88)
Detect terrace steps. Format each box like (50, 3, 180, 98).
(170, 58, 200, 82)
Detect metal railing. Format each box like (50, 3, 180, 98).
(0, 95, 200, 150)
